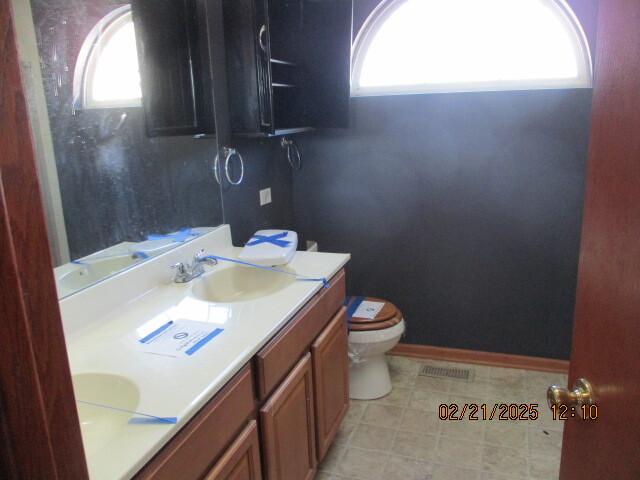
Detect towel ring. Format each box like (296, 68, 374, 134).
(213, 146, 244, 185)
(224, 147, 244, 185)
(281, 137, 301, 170)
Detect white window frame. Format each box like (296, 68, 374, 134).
(351, 0, 593, 97)
(73, 5, 141, 109)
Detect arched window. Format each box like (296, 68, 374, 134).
(351, 0, 592, 97)
(73, 5, 142, 109)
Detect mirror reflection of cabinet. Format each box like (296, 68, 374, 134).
(131, 0, 217, 137)
(223, 0, 353, 136)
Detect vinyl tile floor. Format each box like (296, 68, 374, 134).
(317, 355, 567, 480)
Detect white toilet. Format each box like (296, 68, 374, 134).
(346, 297, 405, 400)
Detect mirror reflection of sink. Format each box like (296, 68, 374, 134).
(73, 373, 140, 457)
(191, 265, 295, 303)
(58, 256, 142, 292)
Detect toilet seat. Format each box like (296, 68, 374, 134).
(347, 297, 403, 332)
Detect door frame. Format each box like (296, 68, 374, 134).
(0, 1, 88, 478)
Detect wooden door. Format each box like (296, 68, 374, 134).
(0, 2, 88, 478)
(205, 420, 262, 480)
(260, 353, 316, 480)
(559, 0, 640, 478)
(311, 307, 349, 461)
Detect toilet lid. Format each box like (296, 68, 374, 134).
(346, 297, 403, 331)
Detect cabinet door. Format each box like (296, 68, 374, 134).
(260, 353, 316, 480)
(311, 307, 349, 461)
(205, 420, 262, 480)
(222, 0, 273, 134)
(131, 0, 214, 136)
(303, 0, 352, 128)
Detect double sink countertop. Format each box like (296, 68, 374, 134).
(60, 225, 350, 480)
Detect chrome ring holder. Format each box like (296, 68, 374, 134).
(281, 137, 301, 170)
(214, 146, 244, 185)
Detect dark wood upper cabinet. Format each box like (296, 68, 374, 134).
(131, 0, 216, 136)
(223, 0, 353, 136)
(303, 0, 352, 129)
(132, 0, 352, 137)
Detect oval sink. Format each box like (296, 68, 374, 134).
(59, 255, 142, 291)
(191, 265, 296, 303)
(73, 373, 140, 457)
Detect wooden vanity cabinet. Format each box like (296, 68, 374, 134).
(260, 354, 317, 480)
(255, 269, 346, 401)
(256, 274, 348, 476)
(137, 269, 348, 480)
(135, 365, 256, 480)
(205, 420, 262, 480)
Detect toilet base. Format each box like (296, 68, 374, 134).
(348, 354, 392, 400)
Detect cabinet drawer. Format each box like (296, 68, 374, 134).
(135, 364, 256, 480)
(204, 420, 262, 480)
(255, 269, 345, 400)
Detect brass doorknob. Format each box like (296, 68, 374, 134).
(547, 378, 594, 409)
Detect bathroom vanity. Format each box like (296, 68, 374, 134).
(137, 270, 347, 480)
(60, 225, 350, 479)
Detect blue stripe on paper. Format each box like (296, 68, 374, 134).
(139, 321, 174, 344)
(185, 328, 224, 356)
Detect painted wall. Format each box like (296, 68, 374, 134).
(220, 137, 296, 246)
(290, 0, 598, 359)
(293, 91, 591, 359)
(30, 0, 223, 260)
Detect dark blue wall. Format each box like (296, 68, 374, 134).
(220, 137, 295, 246)
(292, 90, 592, 359)
(222, 0, 597, 360)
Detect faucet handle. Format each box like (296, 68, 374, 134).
(194, 249, 217, 266)
(170, 262, 188, 274)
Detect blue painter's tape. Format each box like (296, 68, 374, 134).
(346, 296, 365, 318)
(246, 232, 291, 248)
(297, 277, 330, 289)
(185, 328, 224, 356)
(147, 228, 198, 243)
(203, 254, 328, 288)
(129, 417, 177, 425)
(139, 321, 174, 344)
(77, 399, 177, 425)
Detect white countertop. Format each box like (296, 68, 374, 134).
(60, 225, 350, 480)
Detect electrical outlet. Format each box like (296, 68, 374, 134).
(259, 188, 272, 206)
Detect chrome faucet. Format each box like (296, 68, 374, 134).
(171, 250, 217, 283)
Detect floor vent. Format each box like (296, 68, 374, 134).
(419, 364, 473, 381)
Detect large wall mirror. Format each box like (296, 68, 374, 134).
(12, 0, 224, 299)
